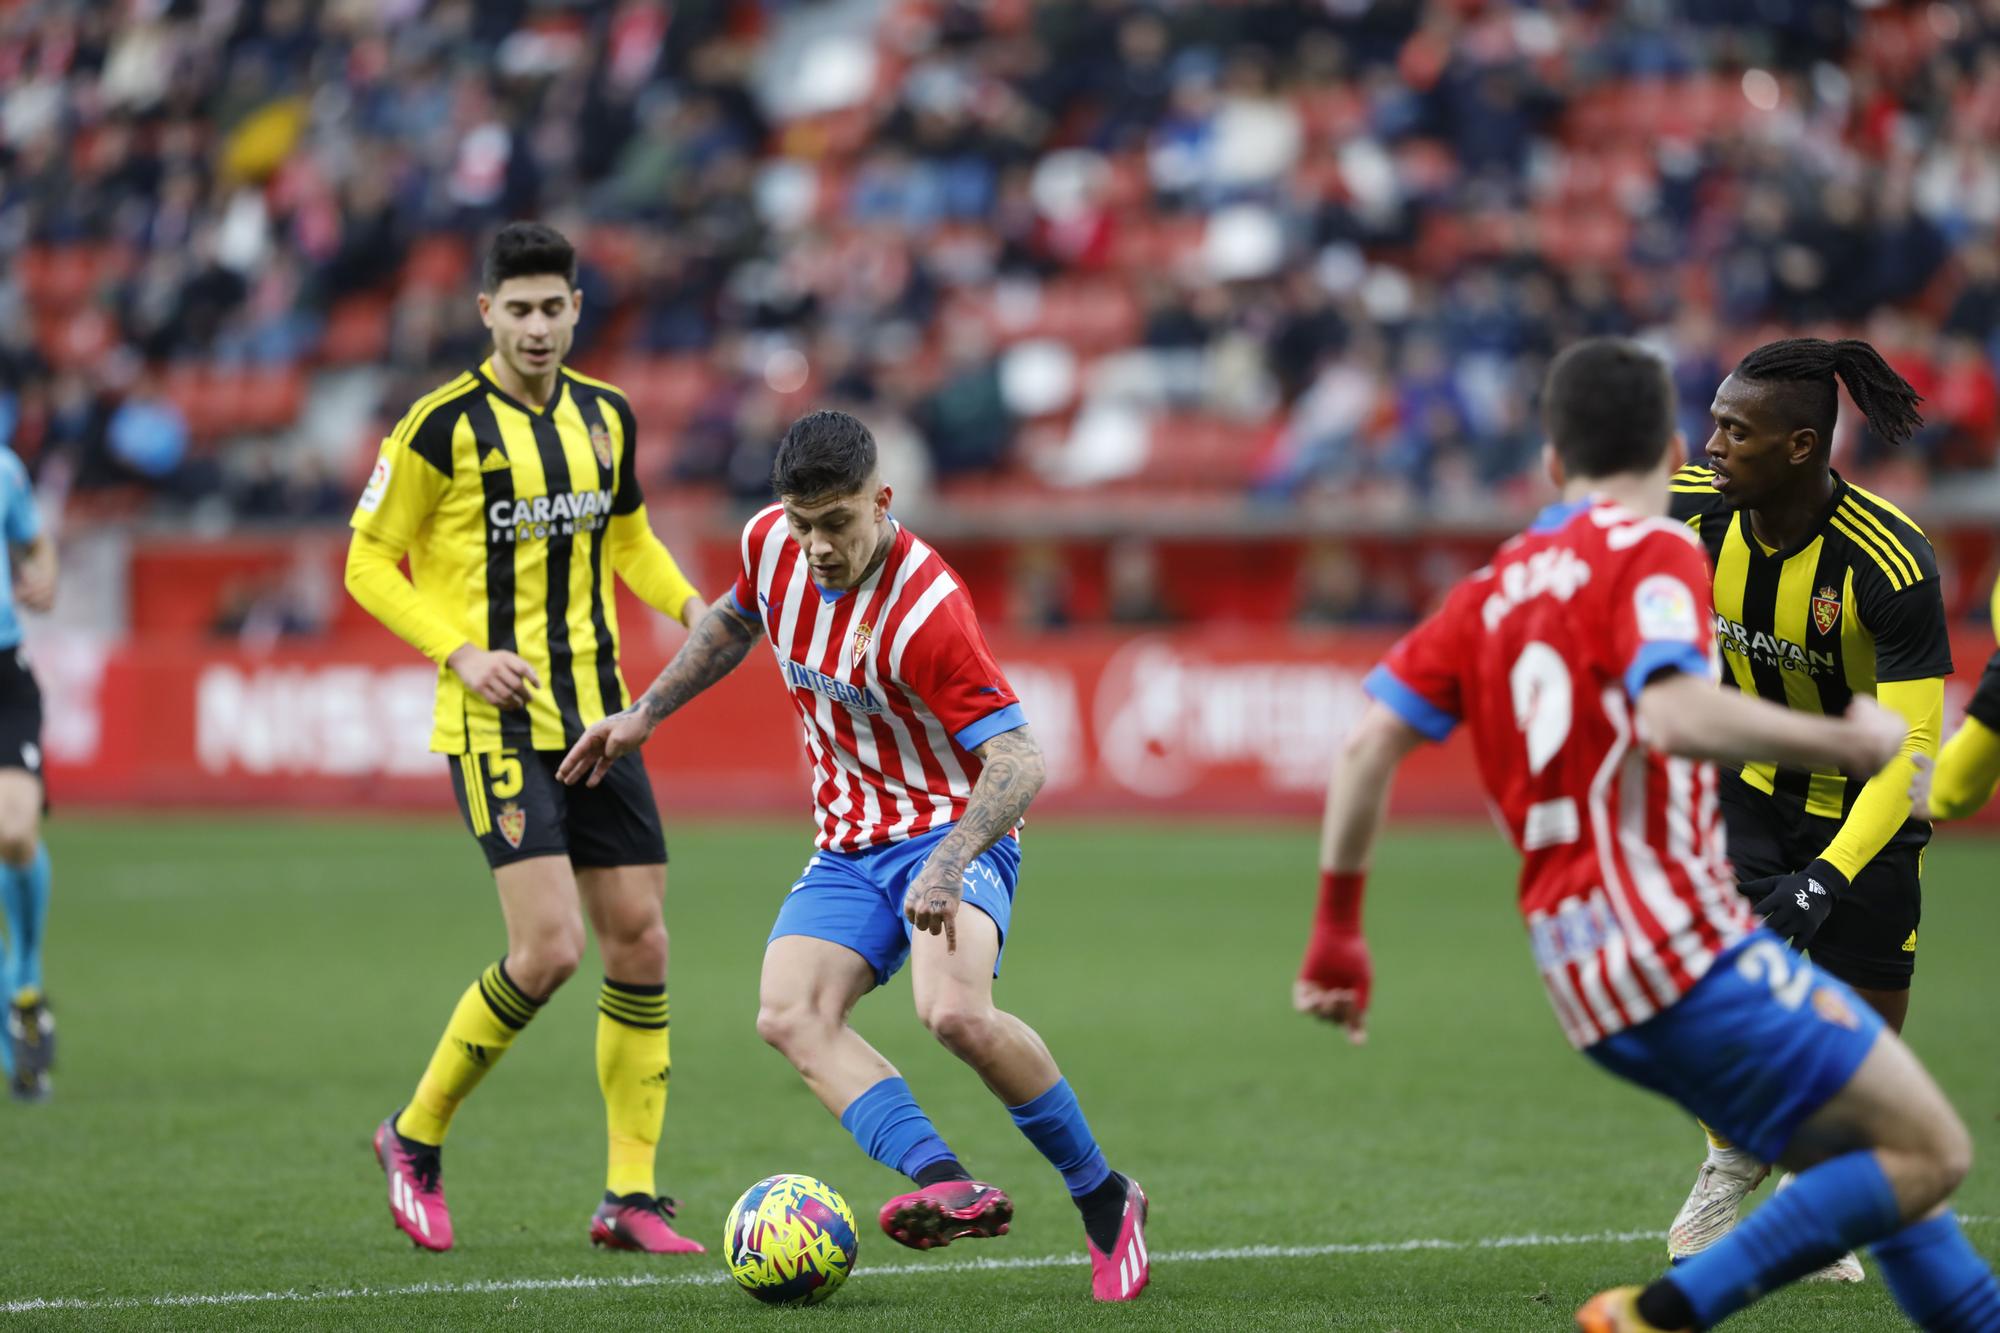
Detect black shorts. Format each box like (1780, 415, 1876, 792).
(1719, 771, 1922, 991)
(0, 646, 44, 780)
(448, 748, 666, 871)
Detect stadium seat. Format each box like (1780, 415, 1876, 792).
(318, 294, 393, 365)
(402, 235, 472, 293)
(18, 243, 130, 310)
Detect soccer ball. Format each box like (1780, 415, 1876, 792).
(723, 1174, 860, 1305)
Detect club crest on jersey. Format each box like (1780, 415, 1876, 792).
(496, 801, 526, 849)
(1811, 985, 1860, 1030)
(1811, 585, 1841, 636)
(851, 621, 874, 667)
(590, 424, 613, 470)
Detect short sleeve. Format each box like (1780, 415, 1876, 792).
(1668, 465, 1726, 531)
(0, 451, 38, 546)
(1966, 647, 2000, 732)
(1608, 528, 1717, 701)
(351, 401, 457, 548)
(899, 594, 1024, 751)
(730, 511, 772, 625)
(608, 392, 643, 516)
(1364, 589, 1468, 742)
(1860, 576, 1954, 683)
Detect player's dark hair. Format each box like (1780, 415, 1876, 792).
(1541, 337, 1677, 479)
(482, 221, 577, 293)
(1733, 337, 1924, 450)
(773, 409, 877, 500)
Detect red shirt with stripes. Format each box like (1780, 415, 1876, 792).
(1365, 498, 1753, 1048)
(728, 507, 1025, 853)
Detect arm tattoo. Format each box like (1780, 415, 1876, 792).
(635, 602, 759, 723)
(926, 726, 1046, 880)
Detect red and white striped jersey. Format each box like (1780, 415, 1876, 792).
(727, 507, 1025, 852)
(1366, 497, 1753, 1048)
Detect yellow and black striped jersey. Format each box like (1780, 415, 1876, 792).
(1670, 464, 1952, 817)
(351, 361, 647, 754)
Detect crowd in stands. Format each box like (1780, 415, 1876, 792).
(2, 0, 1999, 527)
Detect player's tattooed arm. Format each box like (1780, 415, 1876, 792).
(634, 600, 760, 723)
(906, 726, 1045, 945)
(557, 600, 758, 786)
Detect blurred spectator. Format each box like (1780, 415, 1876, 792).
(1105, 538, 1172, 626)
(1293, 541, 1411, 627)
(0, 0, 1994, 537)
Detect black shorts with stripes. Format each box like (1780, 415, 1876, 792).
(447, 748, 666, 871)
(1719, 771, 1922, 992)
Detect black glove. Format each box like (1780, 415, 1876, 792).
(1745, 858, 1846, 948)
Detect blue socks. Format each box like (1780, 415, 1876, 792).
(1007, 1078, 1111, 1197)
(1874, 1211, 2000, 1331)
(840, 1077, 957, 1179)
(1669, 1150, 1901, 1327)
(0, 842, 49, 1000)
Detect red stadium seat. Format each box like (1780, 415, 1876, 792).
(1110, 216, 1203, 274)
(604, 355, 714, 434)
(1031, 277, 1142, 356)
(1136, 414, 1273, 489)
(18, 243, 130, 310)
(402, 235, 472, 293)
(35, 305, 115, 371)
(318, 294, 392, 365)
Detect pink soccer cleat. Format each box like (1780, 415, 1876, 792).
(878, 1180, 1013, 1250)
(589, 1192, 707, 1254)
(1087, 1175, 1151, 1302)
(372, 1113, 453, 1252)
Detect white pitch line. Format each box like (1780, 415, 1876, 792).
(5, 1218, 1993, 1316)
(0, 1227, 1671, 1316)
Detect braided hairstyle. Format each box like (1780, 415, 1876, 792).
(1733, 337, 1924, 452)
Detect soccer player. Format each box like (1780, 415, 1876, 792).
(1921, 573, 2000, 821)
(0, 443, 56, 1103)
(1294, 338, 2000, 1333)
(347, 222, 707, 1255)
(558, 409, 1152, 1302)
(1664, 339, 1950, 1277)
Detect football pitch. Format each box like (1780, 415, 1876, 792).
(2, 815, 1995, 1331)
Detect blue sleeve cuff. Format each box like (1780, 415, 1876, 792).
(723, 585, 754, 620)
(1363, 665, 1457, 742)
(1624, 640, 1711, 702)
(954, 702, 1027, 752)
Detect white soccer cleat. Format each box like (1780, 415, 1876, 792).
(1667, 1149, 1768, 1262)
(1802, 1250, 1867, 1283)
(1772, 1173, 1866, 1283)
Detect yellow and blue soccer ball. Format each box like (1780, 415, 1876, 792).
(723, 1174, 859, 1305)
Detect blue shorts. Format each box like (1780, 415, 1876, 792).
(768, 825, 1021, 988)
(1586, 930, 1884, 1164)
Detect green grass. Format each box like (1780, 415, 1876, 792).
(0, 815, 1994, 1330)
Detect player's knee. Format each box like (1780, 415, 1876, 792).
(1925, 1107, 1974, 1199)
(755, 1000, 818, 1056)
(920, 999, 998, 1060)
(604, 920, 668, 981)
(510, 932, 584, 996)
(0, 824, 36, 867)
(0, 798, 38, 867)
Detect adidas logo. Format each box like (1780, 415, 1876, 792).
(391, 1172, 433, 1239)
(479, 446, 511, 472)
